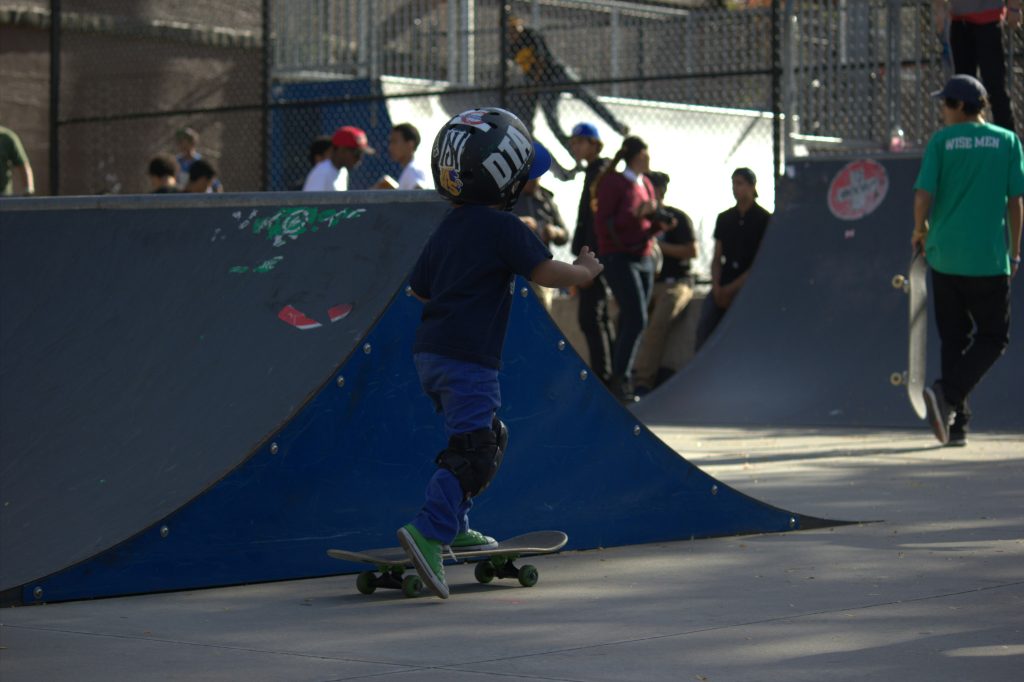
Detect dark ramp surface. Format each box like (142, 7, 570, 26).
(2, 192, 840, 604)
(634, 157, 1022, 431)
(13, 278, 838, 604)
(0, 192, 449, 592)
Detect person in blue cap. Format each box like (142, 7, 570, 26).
(569, 122, 616, 387)
(914, 74, 1024, 446)
(398, 108, 604, 599)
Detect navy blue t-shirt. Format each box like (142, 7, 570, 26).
(410, 204, 552, 369)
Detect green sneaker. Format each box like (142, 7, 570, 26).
(397, 524, 448, 599)
(450, 528, 498, 551)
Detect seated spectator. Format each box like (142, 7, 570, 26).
(303, 125, 375, 191)
(309, 135, 333, 167)
(0, 125, 35, 197)
(148, 154, 180, 193)
(374, 122, 434, 190)
(632, 171, 698, 395)
(174, 127, 222, 192)
(286, 136, 333, 191)
(185, 159, 218, 193)
(696, 167, 771, 349)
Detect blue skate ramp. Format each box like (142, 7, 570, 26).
(635, 156, 1023, 432)
(0, 192, 449, 595)
(1, 193, 837, 605)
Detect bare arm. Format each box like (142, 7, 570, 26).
(531, 246, 604, 289)
(710, 240, 723, 287)
(913, 189, 932, 250)
(659, 241, 697, 261)
(14, 163, 34, 195)
(409, 288, 429, 303)
(1009, 195, 1022, 278)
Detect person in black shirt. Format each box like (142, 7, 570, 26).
(147, 154, 180, 193)
(696, 168, 770, 350)
(633, 171, 697, 394)
(568, 122, 615, 386)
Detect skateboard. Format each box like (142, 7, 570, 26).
(327, 530, 568, 597)
(890, 250, 927, 419)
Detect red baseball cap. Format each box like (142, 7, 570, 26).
(331, 126, 375, 153)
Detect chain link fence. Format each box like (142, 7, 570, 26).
(782, 0, 1023, 154)
(1, 0, 1021, 200)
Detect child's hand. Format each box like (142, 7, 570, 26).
(574, 246, 604, 280)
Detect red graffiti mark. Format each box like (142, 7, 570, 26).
(327, 303, 353, 323)
(278, 305, 322, 330)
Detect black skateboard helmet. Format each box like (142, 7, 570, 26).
(431, 107, 536, 210)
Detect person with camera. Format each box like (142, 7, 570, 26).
(592, 136, 665, 402)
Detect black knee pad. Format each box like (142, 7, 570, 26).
(492, 417, 509, 453)
(436, 427, 504, 499)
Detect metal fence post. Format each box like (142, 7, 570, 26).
(358, 0, 370, 78)
(781, 0, 796, 165)
(261, 0, 270, 192)
(886, 0, 903, 150)
(460, 0, 475, 85)
(49, 0, 61, 196)
(610, 6, 621, 98)
(772, 0, 782, 178)
(499, 3, 509, 109)
(449, 0, 459, 84)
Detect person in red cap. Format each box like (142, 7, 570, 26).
(301, 125, 375, 192)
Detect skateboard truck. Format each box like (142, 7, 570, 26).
(473, 554, 540, 587)
(890, 273, 911, 386)
(356, 563, 423, 598)
(890, 370, 908, 386)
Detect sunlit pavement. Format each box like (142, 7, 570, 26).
(2, 427, 1021, 682)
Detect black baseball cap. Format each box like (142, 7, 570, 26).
(732, 167, 758, 197)
(931, 74, 987, 108)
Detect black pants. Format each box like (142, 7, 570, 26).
(695, 295, 726, 351)
(931, 269, 1010, 422)
(602, 253, 656, 390)
(576, 273, 614, 385)
(950, 19, 1016, 132)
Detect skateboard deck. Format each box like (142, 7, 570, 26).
(890, 250, 927, 419)
(327, 530, 568, 597)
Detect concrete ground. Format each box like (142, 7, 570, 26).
(2, 426, 1022, 681)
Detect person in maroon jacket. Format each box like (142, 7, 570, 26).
(592, 136, 665, 402)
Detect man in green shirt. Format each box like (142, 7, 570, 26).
(0, 125, 35, 197)
(913, 74, 1024, 446)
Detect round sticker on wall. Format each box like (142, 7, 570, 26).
(827, 159, 889, 221)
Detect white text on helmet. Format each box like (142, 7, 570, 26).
(482, 126, 532, 188)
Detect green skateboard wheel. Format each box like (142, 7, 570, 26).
(402, 574, 422, 597)
(518, 564, 539, 587)
(474, 561, 496, 584)
(356, 571, 377, 595)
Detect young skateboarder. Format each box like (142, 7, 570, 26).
(913, 74, 1023, 445)
(398, 108, 603, 598)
